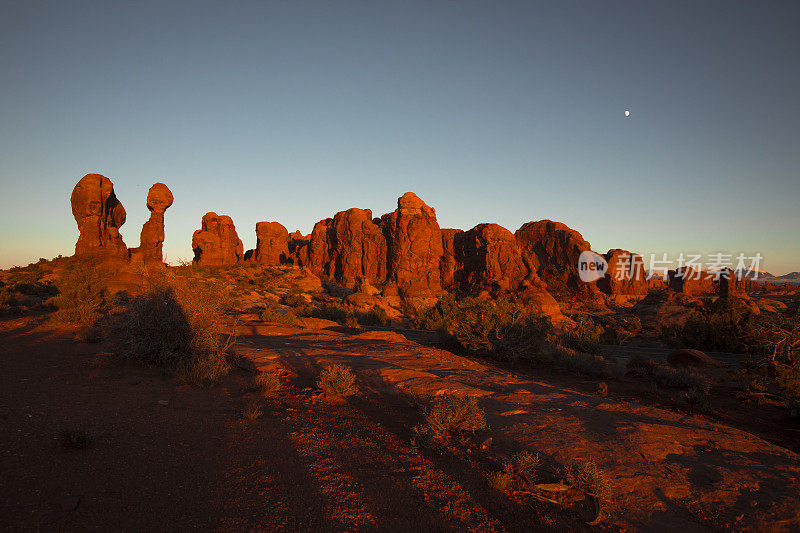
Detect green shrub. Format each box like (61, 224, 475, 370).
(52, 260, 110, 326)
(552, 349, 611, 378)
(414, 293, 460, 331)
(260, 308, 297, 325)
(626, 354, 701, 390)
(310, 302, 351, 322)
(599, 315, 642, 344)
(436, 296, 519, 353)
(661, 296, 758, 353)
(316, 364, 357, 397)
(418, 395, 487, 440)
(561, 315, 604, 354)
(362, 305, 391, 327)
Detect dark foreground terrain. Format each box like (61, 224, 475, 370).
(2, 314, 799, 532)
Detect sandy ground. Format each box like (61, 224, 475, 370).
(2, 315, 799, 531)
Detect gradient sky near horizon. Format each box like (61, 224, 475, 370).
(1, 1, 799, 274)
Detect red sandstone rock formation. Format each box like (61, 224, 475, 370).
(455, 223, 529, 294)
(668, 267, 716, 295)
(515, 220, 592, 293)
(253, 221, 289, 265)
(191, 212, 243, 266)
(138, 183, 173, 265)
(381, 193, 444, 297)
(71, 173, 129, 260)
(439, 228, 463, 291)
(597, 249, 648, 295)
(300, 208, 387, 288)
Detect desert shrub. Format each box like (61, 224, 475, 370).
(0, 286, 18, 311)
(254, 370, 283, 395)
(437, 296, 519, 352)
(345, 314, 360, 332)
(599, 315, 642, 344)
(260, 308, 297, 325)
(52, 260, 110, 326)
(280, 286, 314, 315)
(651, 365, 701, 389)
(242, 400, 263, 422)
(551, 348, 611, 378)
(310, 302, 351, 322)
(677, 387, 710, 412)
(626, 353, 659, 378)
(413, 293, 461, 331)
(361, 305, 391, 327)
(510, 450, 541, 480)
(561, 315, 604, 354)
(626, 354, 701, 390)
(418, 395, 487, 440)
(560, 460, 610, 500)
(488, 470, 512, 490)
(112, 274, 232, 384)
(661, 296, 758, 353)
(316, 364, 357, 397)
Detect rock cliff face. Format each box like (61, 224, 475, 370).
(138, 183, 173, 265)
(71, 174, 129, 260)
(598, 249, 648, 295)
(300, 208, 387, 288)
(191, 212, 244, 266)
(253, 221, 289, 265)
(455, 223, 529, 295)
(515, 220, 592, 293)
(439, 229, 463, 291)
(668, 267, 716, 295)
(381, 193, 444, 297)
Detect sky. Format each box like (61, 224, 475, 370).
(1, 1, 798, 274)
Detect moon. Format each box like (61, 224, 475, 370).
(624, 110, 630, 117)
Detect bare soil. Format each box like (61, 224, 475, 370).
(2, 314, 799, 531)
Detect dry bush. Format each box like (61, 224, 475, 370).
(626, 354, 701, 390)
(551, 348, 611, 378)
(52, 259, 109, 326)
(361, 305, 391, 327)
(560, 315, 604, 354)
(488, 470, 512, 490)
(254, 370, 282, 395)
(560, 460, 610, 500)
(242, 400, 263, 422)
(260, 307, 297, 325)
(345, 314, 360, 333)
(112, 272, 232, 385)
(316, 364, 357, 397)
(512, 450, 542, 480)
(418, 395, 487, 441)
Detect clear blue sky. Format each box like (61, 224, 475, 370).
(1, 1, 798, 274)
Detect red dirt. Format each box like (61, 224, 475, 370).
(2, 315, 799, 531)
